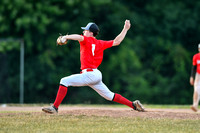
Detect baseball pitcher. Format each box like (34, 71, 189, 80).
(190, 44, 200, 112)
(42, 20, 145, 114)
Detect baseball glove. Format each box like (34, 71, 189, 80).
(56, 35, 68, 45)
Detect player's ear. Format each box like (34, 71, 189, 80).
(91, 32, 94, 37)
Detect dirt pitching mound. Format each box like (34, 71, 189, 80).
(1, 106, 200, 119)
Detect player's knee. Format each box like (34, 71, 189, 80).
(104, 96, 112, 101)
(60, 78, 69, 87)
(196, 86, 200, 94)
(103, 92, 114, 101)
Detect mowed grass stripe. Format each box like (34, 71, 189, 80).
(0, 111, 200, 133)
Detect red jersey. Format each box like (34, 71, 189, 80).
(79, 36, 113, 70)
(193, 53, 200, 74)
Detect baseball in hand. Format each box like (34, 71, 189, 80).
(57, 36, 67, 45)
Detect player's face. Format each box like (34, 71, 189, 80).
(83, 30, 93, 37)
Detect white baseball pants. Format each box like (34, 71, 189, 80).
(194, 73, 200, 107)
(194, 73, 200, 96)
(60, 69, 115, 101)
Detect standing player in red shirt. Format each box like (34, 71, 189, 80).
(190, 44, 200, 112)
(42, 20, 145, 114)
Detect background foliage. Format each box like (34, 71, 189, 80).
(0, 0, 200, 104)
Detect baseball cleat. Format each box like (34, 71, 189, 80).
(190, 106, 198, 112)
(133, 100, 145, 112)
(42, 105, 58, 114)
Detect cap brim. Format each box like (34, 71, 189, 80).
(81, 27, 90, 30)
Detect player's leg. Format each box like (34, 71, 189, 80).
(191, 90, 199, 112)
(191, 73, 200, 112)
(42, 73, 88, 113)
(89, 81, 145, 112)
(113, 93, 145, 111)
(42, 70, 104, 114)
(54, 73, 92, 107)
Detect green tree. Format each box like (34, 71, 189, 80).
(0, 0, 199, 104)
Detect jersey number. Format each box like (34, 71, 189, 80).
(92, 44, 96, 56)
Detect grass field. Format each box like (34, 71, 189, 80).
(0, 104, 200, 133)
